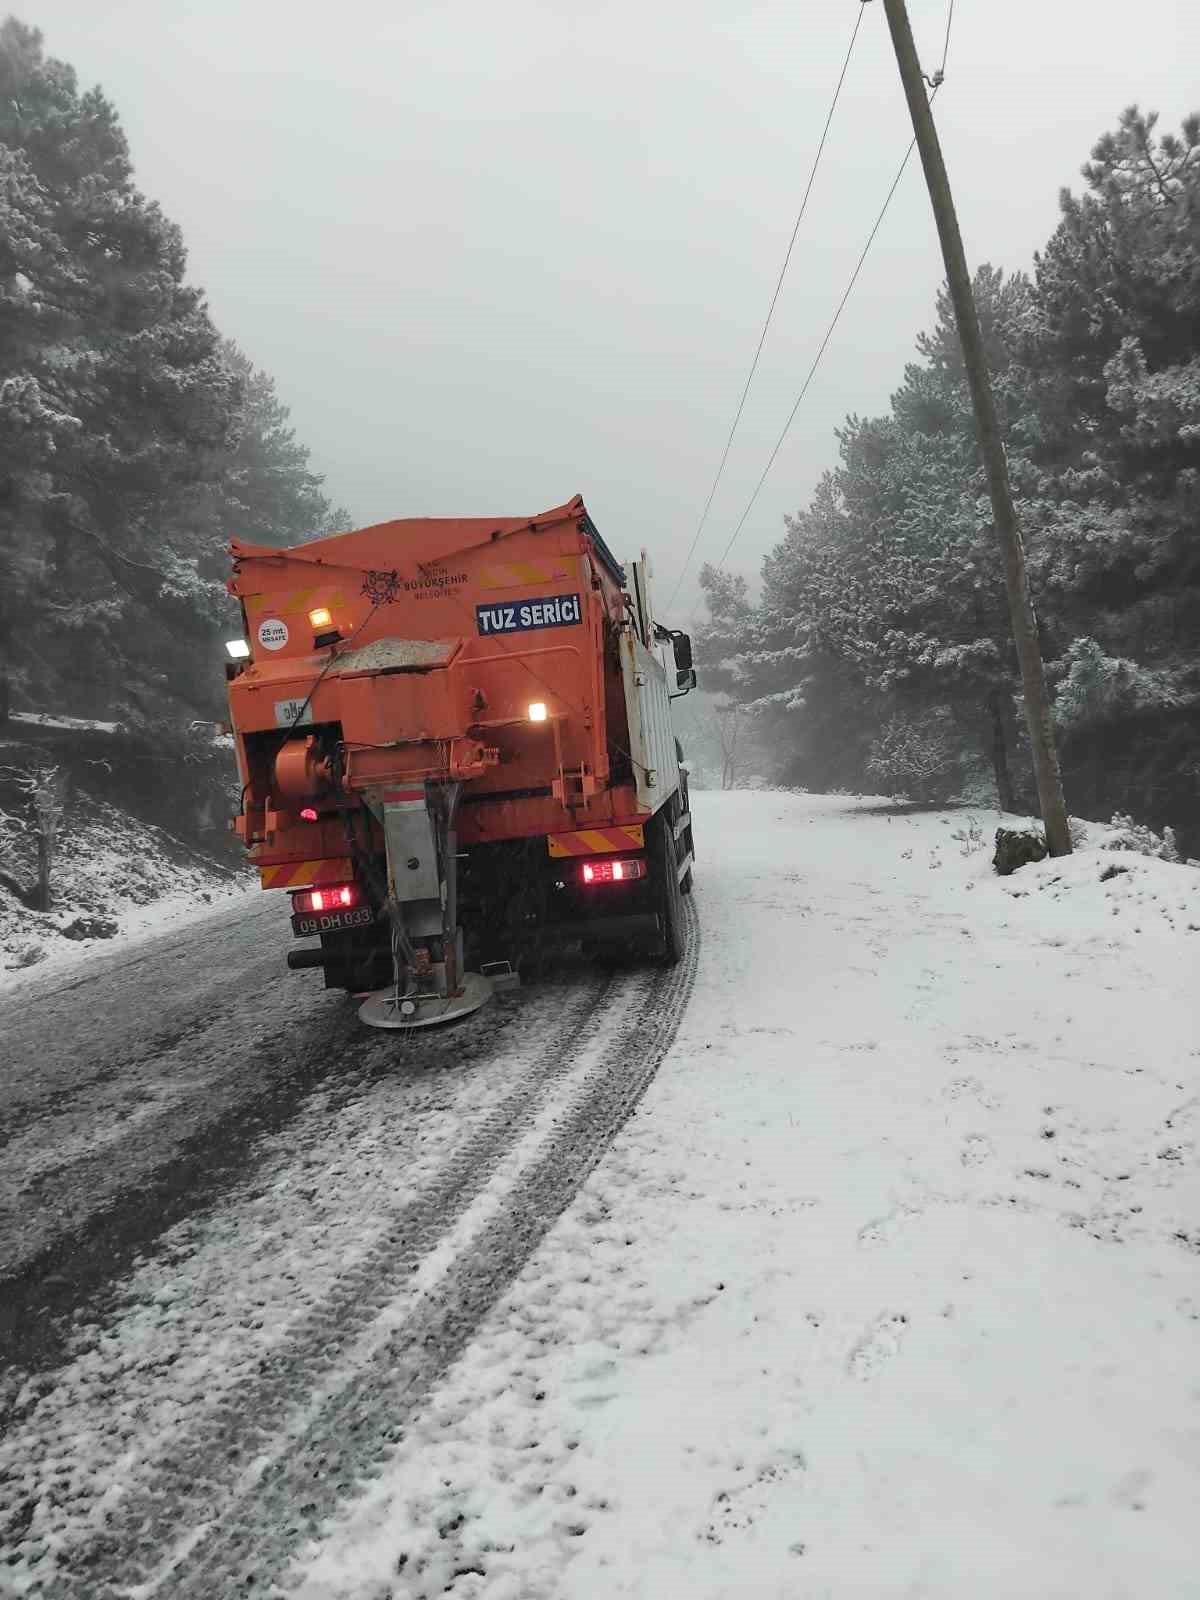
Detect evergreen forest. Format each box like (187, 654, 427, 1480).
(698, 107, 1200, 854)
(0, 17, 348, 736)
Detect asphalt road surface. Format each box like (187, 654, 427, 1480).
(0, 894, 699, 1596)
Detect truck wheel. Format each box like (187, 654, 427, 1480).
(651, 809, 686, 967)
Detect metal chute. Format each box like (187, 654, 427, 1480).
(356, 779, 496, 1030)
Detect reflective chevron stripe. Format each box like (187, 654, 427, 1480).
(547, 825, 645, 857)
(259, 857, 354, 890)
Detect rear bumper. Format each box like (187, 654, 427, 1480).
(550, 912, 660, 944)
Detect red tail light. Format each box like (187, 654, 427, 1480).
(581, 858, 646, 885)
(292, 883, 361, 914)
(299, 806, 319, 822)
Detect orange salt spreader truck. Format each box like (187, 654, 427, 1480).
(223, 495, 698, 1028)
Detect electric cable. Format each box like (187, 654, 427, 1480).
(665, 0, 872, 612)
(933, 0, 954, 84)
(714, 51, 952, 574)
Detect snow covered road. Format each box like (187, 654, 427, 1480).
(286, 795, 1198, 1599)
(0, 880, 698, 1595)
(2, 790, 1198, 1598)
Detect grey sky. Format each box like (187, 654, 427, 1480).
(25, 0, 1200, 623)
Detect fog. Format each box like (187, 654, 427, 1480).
(28, 0, 1200, 621)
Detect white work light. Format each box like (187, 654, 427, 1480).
(225, 639, 251, 660)
(528, 702, 547, 722)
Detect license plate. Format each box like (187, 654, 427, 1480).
(291, 905, 375, 937)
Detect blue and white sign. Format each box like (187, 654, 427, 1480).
(476, 592, 583, 637)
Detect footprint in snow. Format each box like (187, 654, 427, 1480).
(944, 1074, 1000, 1109)
(857, 1204, 922, 1247)
(961, 1134, 993, 1167)
(847, 1313, 908, 1380)
(701, 1450, 807, 1545)
(1112, 1467, 1153, 1510)
(574, 1391, 617, 1410)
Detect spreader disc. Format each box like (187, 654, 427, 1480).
(357, 970, 493, 1031)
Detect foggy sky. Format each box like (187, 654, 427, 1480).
(23, 0, 1200, 624)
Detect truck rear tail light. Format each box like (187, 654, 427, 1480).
(581, 858, 646, 885)
(299, 806, 319, 822)
(292, 883, 361, 914)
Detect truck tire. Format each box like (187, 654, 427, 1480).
(651, 808, 686, 967)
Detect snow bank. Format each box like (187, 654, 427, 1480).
(990, 842, 1199, 934)
(7, 711, 124, 735)
(0, 793, 253, 993)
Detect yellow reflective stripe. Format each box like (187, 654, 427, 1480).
(477, 562, 558, 590)
(259, 859, 324, 888)
(574, 830, 613, 854)
(261, 588, 348, 613)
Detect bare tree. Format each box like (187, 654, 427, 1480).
(0, 764, 65, 911)
(867, 712, 958, 802)
(714, 703, 744, 791)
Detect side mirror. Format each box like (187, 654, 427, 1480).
(673, 633, 694, 672)
(675, 667, 698, 694)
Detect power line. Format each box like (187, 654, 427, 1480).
(715, 63, 952, 574)
(939, 0, 955, 78)
(665, 1, 872, 613)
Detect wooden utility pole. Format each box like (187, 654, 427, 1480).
(881, 0, 1072, 855)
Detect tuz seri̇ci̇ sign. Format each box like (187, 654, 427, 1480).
(475, 592, 583, 636)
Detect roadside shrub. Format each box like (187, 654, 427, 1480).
(866, 712, 959, 803)
(1101, 813, 1181, 863)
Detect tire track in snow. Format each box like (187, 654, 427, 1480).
(0, 972, 582, 1577)
(1, 907, 529, 1376)
(0, 990, 371, 1373)
(16, 970, 613, 1594)
(63, 900, 700, 1600)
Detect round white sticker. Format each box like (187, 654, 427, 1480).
(257, 618, 289, 651)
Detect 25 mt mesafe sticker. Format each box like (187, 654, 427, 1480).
(257, 617, 289, 650)
(476, 592, 582, 636)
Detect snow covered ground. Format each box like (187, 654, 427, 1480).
(0, 793, 253, 993)
(2, 790, 1197, 1598)
(287, 791, 1199, 1599)
(5, 713, 124, 736)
